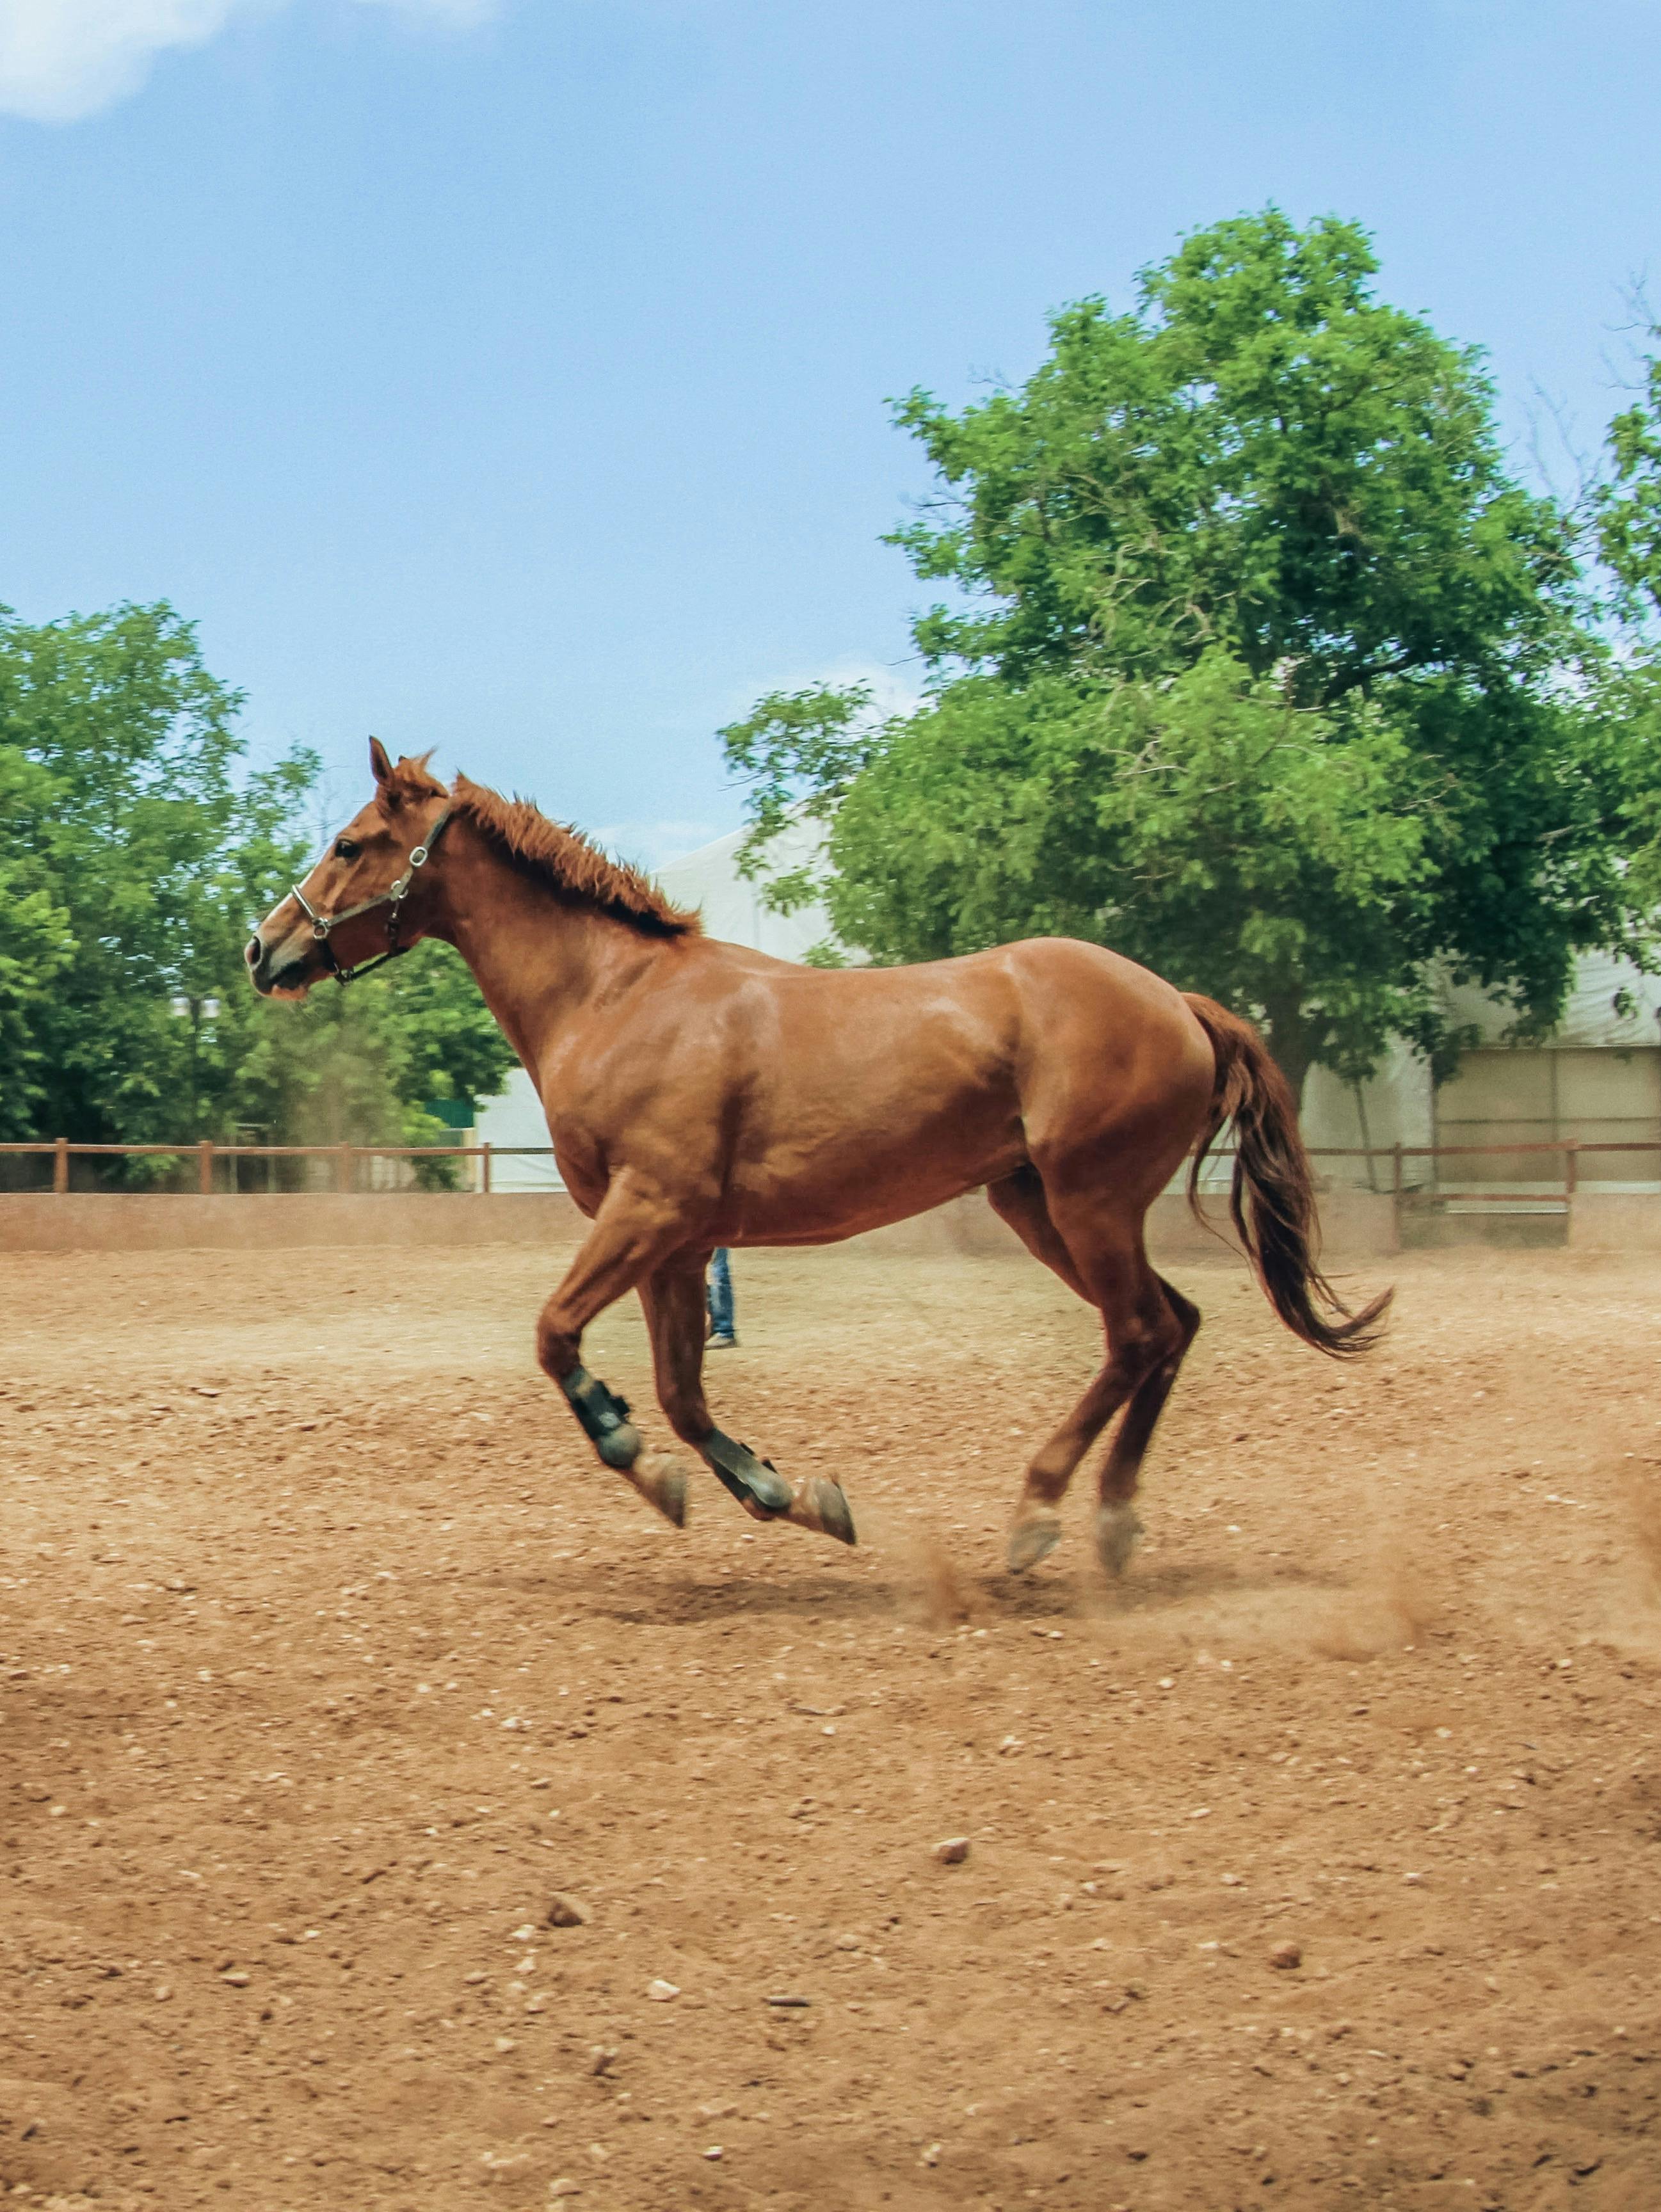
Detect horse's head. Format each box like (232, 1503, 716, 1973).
(246, 738, 452, 998)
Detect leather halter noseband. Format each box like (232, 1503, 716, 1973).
(290, 806, 453, 986)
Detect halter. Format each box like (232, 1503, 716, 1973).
(291, 806, 453, 986)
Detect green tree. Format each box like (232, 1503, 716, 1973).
(0, 601, 515, 1150)
(725, 210, 1648, 1096)
(0, 735, 74, 1137)
(1599, 331, 1661, 628)
(1595, 326, 1661, 917)
(232, 941, 519, 1157)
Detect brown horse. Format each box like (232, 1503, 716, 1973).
(248, 742, 1388, 1575)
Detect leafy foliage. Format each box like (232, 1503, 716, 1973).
(1599, 336, 1661, 628)
(725, 209, 1651, 1094)
(0, 602, 515, 1146)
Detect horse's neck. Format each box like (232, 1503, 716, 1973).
(435, 830, 661, 1076)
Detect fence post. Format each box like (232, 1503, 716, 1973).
(54, 1137, 69, 1194)
(335, 1141, 353, 1195)
(1565, 1141, 1578, 1203)
(198, 1138, 214, 1195)
(480, 1141, 492, 1197)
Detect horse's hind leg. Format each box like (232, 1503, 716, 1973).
(639, 1256, 856, 1545)
(988, 1169, 1098, 1569)
(998, 1183, 1186, 1576)
(1094, 1276, 1200, 1576)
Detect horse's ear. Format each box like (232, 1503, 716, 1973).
(369, 737, 394, 789)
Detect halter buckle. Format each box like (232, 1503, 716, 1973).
(287, 803, 451, 988)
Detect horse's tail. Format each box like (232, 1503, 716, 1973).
(1184, 993, 1391, 1358)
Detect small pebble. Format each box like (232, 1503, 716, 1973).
(548, 2184, 581, 2200)
(647, 1978, 680, 2001)
(547, 1895, 590, 1928)
(1270, 1941, 1303, 1971)
(934, 1836, 971, 1865)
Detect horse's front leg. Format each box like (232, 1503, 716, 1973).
(534, 1183, 693, 1528)
(639, 1255, 856, 1546)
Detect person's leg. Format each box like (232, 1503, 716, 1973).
(706, 1246, 737, 1344)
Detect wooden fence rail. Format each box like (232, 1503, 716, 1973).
(4, 1135, 1661, 1199)
(0, 1140, 563, 1196)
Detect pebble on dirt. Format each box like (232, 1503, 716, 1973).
(647, 1978, 680, 2001)
(547, 1895, 590, 1927)
(1270, 1941, 1303, 1971)
(933, 1836, 971, 1864)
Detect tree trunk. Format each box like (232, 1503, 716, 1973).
(1261, 991, 1313, 1119)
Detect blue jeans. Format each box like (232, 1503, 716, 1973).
(706, 1247, 735, 1340)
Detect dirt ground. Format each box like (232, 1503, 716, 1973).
(2, 1237, 1660, 2212)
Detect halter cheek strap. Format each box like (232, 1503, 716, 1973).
(291, 805, 453, 986)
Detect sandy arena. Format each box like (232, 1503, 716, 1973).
(2, 1237, 1659, 2211)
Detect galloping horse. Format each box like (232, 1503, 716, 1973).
(248, 742, 1388, 1575)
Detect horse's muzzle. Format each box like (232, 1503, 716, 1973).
(245, 930, 312, 1000)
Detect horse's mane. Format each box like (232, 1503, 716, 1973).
(385, 754, 700, 938)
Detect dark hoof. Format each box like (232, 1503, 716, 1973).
(596, 1422, 643, 1471)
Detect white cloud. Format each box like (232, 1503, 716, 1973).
(0, 0, 499, 124)
(814, 656, 926, 723)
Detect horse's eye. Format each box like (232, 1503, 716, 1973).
(335, 838, 360, 861)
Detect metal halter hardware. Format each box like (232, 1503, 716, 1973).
(289, 805, 453, 986)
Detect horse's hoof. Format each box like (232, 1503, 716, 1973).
(597, 1422, 643, 1471)
(1096, 1503, 1144, 1578)
(635, 1453, 688, 1528)
(806, 1478, 856, 1547)
(1007, 1514, 1062, 1575)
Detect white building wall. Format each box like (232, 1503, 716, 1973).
(474, 1068, 565, 1191)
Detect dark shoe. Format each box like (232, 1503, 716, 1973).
(707, 1332, 739, 1351)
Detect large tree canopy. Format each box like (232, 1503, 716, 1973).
(725, 210, 1651, 1096)
(0, 602, 515, 1149)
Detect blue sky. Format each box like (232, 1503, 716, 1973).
(1, 0, 1657, 864)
